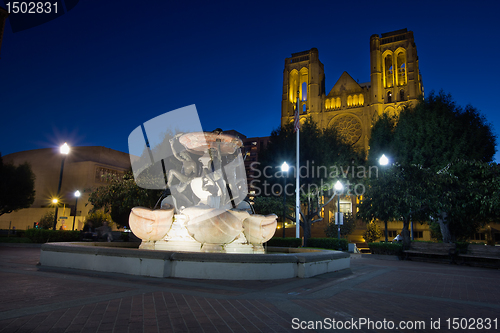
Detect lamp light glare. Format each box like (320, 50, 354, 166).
(281, 161, 289, 172)
(52, 198, 58, 204)
(334, 180, 343, 191)
(60, 143, 70, 155)
(74, 190, 81, 197)
(379, 154, 389, 166)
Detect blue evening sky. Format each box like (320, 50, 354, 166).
(1, 0, 500, 162)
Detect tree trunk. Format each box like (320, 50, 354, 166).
(384, 220, 388, 242)
(437, 211, 452, 243)
(401, 217, 411, 250)
(302, 220, 311, 247)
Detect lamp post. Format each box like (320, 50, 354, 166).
(281, 162, 289, 238)
(53, 143, 70, 230)
(334, 180, 343, 241)
(52, 198, 58, 214)
(72, 190, 80, 231)
(379, 154, 389, 242)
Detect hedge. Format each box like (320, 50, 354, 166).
(368, 242, 403, 256)
(24, 229, 81, 243)
(307, 238, 348, 251)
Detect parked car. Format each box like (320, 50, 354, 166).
(393, 234, 403, 242)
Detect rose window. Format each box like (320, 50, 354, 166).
(332, 115, 362, 145)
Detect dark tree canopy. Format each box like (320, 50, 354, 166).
(393, 91, 496, 171)
(360, 91, 498, 244)
(366, 112, 396, 166)
(87, 171, 163, 228)
(257, 117, 364, 190)
(0, 155, 36, 216)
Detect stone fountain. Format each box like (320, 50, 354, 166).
(129, 131, 277, 253)
(39, 106, 349, 280)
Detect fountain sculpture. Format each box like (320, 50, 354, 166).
(129, 131, 277, 253)
(39, 107, 350, 280)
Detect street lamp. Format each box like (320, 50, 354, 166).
(379, 154, 389, 166)
(334, 180, 343, 242)
(72, 190, 81, 231)
(379, 154, 389, 242)
(53, 143, 70, 230)
(281, 162, 289, 238)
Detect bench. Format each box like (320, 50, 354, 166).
(458, 244, 500, 268)
(403, 242, 457, 263)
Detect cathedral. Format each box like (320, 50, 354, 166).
(281, 29, 424, 151)
(279, 29, 426, 244)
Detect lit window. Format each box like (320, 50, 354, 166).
(339, 200, 352, 213)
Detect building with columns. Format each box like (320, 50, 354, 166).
(281, 29, 424, 152)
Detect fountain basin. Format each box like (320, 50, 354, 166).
(40, 242, 350, 280)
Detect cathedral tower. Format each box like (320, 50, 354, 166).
(281, 48, 325, 126)
(370, 29, 423, 117)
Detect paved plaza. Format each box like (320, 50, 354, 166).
(0, 244, 499, 333)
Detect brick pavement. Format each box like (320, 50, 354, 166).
(0, 244, 499, 333)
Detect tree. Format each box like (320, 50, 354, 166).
(394, 92, 495, 171)
(87, 171, 163, 228)
(432, 160, 500, 242)
(255, 117, 363, 246)
(358, 163, 433, 248)
(361, 91, 497, 244)
(0, 154, 36, 216)
(252, 196, 286, 216)
(38, 211, 55, 229)
(363, 222, 384, 243)
(366, 112, 396, 166)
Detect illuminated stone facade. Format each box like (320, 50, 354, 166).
(0, 147, 130, 230)
(281, 29, 424, 152)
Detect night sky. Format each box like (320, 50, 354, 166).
(1, 0, 500, 162)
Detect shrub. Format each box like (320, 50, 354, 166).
(368, 242, 403, 256)
(307, 238, 348, 251)
(266, 237, 302, 248)
(85, 210, 113, 228)
(455, 241, 469, 254)
(38, 211, 55, 229)
(24, 229, 80, 243)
